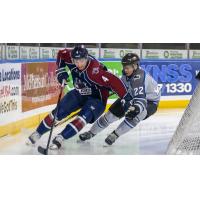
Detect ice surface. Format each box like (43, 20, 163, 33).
(0, 109, 184, 155)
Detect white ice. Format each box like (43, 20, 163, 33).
(0, 109, 184, 155)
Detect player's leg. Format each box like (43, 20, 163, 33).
(50, 98, 106, 149)
(79, 98, 125, 141)
(105, 101, 159, 145)
(27, 90, 82, 145)
(105, 107, 147, 145)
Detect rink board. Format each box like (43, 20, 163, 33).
(0, 99, 189, 137)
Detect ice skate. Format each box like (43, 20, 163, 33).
(105, 131, 119, 146)
(79, 131, 95, 142)
(26, 131, 41, 146)
(49, 135, 64, 150)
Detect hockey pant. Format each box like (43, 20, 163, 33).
(37, 89, 105, 139)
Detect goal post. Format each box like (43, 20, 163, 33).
(167, 72, 200, 155)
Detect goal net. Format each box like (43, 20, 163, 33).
(167, 72, 200, 155)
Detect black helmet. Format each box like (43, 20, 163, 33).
(71, 45, 88, 59)
(121, 53, 140, 67)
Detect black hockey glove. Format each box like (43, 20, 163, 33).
(56, 67, 69, 85)
(121, 93, 133, 112)
(125, 104, 140, 120)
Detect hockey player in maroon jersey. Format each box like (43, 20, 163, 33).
(27, 45, 132, 150)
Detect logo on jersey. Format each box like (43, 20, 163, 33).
(74, 78, 92, 95)
(92, 67, 99, 75)
(102, 76, 109, 82)
(133, 74, 141, 81)
(90, 106, 95, 110)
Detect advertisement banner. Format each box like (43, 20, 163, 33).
(22, 62, 60, 112)
(0, 63, 22, 125)
(1, 45, 5, 59)
(20, 46, 39, 59)
(141, 60, 200, 96)
(189, 50, 200, 59)
(6, 46, 20, 60)
(142, 49, 187, 59)
(101, 49, 140, 59)
(40, 47, 61, 59)
(0, 45, 2, 60)
(101, 60, 200, 98)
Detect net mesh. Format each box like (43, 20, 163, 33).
(167, 79, 200, 155)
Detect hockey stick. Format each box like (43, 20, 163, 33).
(54, 110, 80, 127)
(38, 81, 65, 155)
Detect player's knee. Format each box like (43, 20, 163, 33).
(109, 99, 125, 118)
(53, 107, 69, 121)
(80, 100, 105, 124)
(79, 108, 94, 124)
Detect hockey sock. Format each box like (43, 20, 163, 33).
(90, 111, 119, 135)
(37, 112, 55, 135)
(115, 118, 139, 136)
(61, 116, 87, 140)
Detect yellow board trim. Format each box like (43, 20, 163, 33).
(0, 100, 190, 138)
(158, 100, 189, 109)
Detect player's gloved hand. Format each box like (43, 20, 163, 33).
(125, 104, 140, 120)
(56, 67, 69, 85)
(121, 93, 133, 112)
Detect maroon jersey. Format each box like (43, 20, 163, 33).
(57, 49, 128, 104)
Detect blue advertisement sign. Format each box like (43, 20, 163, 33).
(141, 60, 200, 96)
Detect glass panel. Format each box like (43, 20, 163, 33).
(142, 43, 186, 49)
(189, 43, 200, 50)
(66, 43, 98, 48)
(19, 43, 39, 46)
(39, 43, 65, 47)
(101, 43, 139, 49)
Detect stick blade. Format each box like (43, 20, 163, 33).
(38, 146, 48, 155)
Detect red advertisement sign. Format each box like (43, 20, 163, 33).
(22, 62, 60, 112)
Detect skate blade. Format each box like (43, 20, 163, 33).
(49, 144, 59, 150)
(76, 139, 86, 143)
(25, 139, 36, 147)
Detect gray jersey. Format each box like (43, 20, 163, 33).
(121, 67, 161, 114)
(89, 67, 161, 137)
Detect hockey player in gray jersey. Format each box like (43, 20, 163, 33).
(78, 53, 161, 145)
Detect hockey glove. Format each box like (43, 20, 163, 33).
(56, 67, 69, 85)
(125, 104, 140, 120)
(121, 93, 133, 112)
